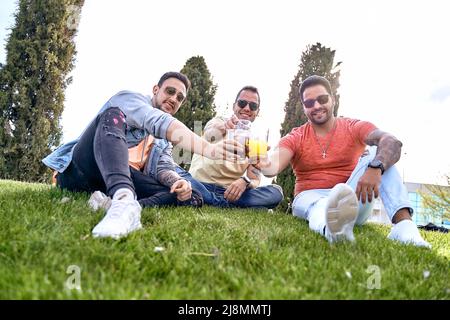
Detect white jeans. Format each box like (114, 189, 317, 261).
(292, 146, 412, 225)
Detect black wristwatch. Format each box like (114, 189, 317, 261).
(368, 159, 385, 175)
(240, 176, 251, 188)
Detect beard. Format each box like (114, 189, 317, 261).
(307, 108, 333, 125)
(154, 98, 175, 115)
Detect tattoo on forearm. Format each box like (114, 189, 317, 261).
(250, 167, 262, 177)
(366, 130, 402, 170)
(375, 135, 402, 169)
(157, 171, 182, 188)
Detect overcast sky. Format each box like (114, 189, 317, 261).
(1, 0, 449, 185)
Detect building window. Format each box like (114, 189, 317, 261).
(408, 192, 445, 227)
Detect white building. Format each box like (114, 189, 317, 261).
(368, 182, 449, 228)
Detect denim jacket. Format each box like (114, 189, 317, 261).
(42, 90, 176, 174)
(143, 138, 178, 179)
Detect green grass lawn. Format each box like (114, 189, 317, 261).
(0, 179, 448, 299)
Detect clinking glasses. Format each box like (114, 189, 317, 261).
(165, 86, 185, 103)
(303, 94, 330, 108)
(237, 99, 259, 111)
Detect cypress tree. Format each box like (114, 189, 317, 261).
(0, 0, 84, 182)
(175, 56, 217, 169)
(277, 43, 341, 210)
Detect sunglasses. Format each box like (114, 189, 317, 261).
(303, 94, 330, 108)
(237, 99, 259, 111)
(164, 86, 185, 103)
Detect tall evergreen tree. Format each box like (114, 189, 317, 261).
(0, 0, 84, 182)
(174, 56, 217, 169)
(277, 43, 342, 210)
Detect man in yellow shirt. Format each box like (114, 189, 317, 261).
(176, 86, 283, 209)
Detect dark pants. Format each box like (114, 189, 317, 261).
(56, 107, 182, 208)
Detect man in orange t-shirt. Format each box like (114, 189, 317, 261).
(259, 75, 430, 248)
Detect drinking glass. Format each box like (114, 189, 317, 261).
(246, 127, 269, 160)
(226, 120, 251, 160)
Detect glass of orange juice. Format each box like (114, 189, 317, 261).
(246, 128, 269, 160)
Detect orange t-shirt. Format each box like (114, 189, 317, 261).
(279, 117, 377, 196)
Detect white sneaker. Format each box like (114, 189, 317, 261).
(388, 219, 431, 248)
(88, 191, 112, 211)
(92, 199, 142, 239)
(325, 183, 359, 243)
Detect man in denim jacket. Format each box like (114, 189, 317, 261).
(43, 72, 240, 239)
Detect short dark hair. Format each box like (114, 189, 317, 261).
(158, 72, 191, 92)
(235, 86, 260, 106)
(299, 75, 332, 102)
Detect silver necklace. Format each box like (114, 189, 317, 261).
(312, 120, 337, 159)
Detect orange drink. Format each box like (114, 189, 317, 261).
(246, 139, 268, 158)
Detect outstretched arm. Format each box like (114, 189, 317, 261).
(259, 146, 294, 178)
(203, 116, 239, 142)
(166, 119, 243, 161)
